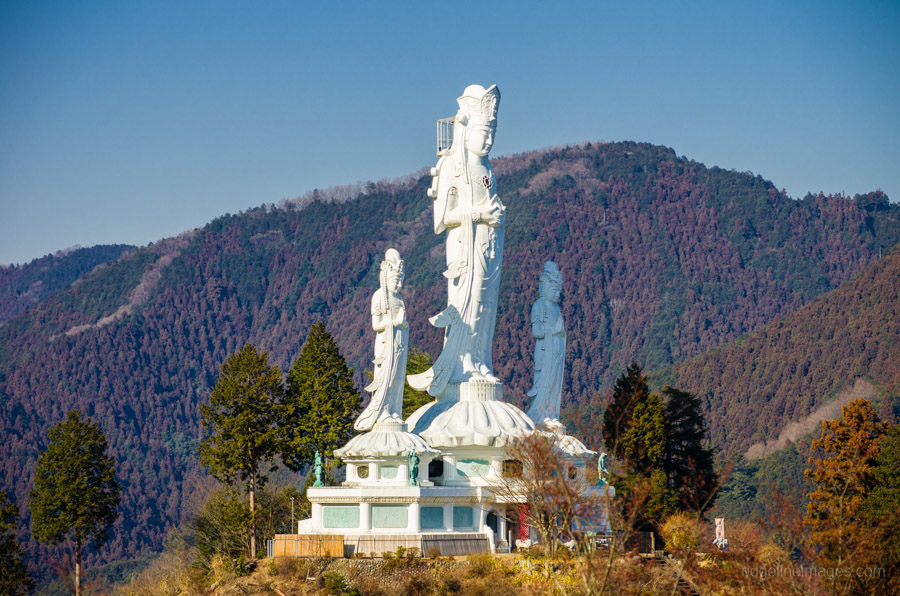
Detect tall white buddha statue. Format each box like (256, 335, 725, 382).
(409, 84, 505, 397)
(407, 85, 534, 448)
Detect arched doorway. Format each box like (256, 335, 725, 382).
(486, 511, 498, 534)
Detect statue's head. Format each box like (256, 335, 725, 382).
(539, 261, 563, 302)
(455, 84, 500, 158)
(381, 248, 405, 293)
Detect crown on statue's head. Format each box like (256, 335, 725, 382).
(382, 248, 404, 279)
(541, 261, 562, 285)
(457, 84, 500, 127)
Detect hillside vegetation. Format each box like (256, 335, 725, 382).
(1, 141, 898, 573)
(670, 245, 900, 457)
(0, 244, 133, 323)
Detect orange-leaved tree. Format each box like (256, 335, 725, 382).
(803, 398, 887, 575)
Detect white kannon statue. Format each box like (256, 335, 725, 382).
(526, 261, 566, 424)
(408, 84, 505, 396)
(355, 248, 408, 430)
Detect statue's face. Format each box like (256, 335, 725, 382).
(542, 279, 561, 302)
(466, 125, 494, 157)
(388, 274, 402, 293)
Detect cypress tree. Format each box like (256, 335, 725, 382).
(30, 411, 121, 596)
(199, 343, 283, 560)
(662, 386, 717, 512)
(602, 362, 649, 459)
(282, 321, 361, 474)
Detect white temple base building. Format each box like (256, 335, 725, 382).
(297, 384, 613, 556)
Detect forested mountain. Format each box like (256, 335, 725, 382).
(0, 244, 133, 323)
(668, 245, 900, 458)
(1, 140, 898, 573)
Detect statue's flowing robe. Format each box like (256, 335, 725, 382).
(526, 297, 565, 422)
(355, 290, 407, 430)
(432, 159, 505, 383)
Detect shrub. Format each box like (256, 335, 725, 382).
(440, 576, 462, 593)
(757, 542, 790, 566)
(323, 571, 357, 596)
(660, 513, 707, 552)
(274, 557, 309, 579)
(400, 573, 434, 596)
(466, 552, 495, 578)
(726, 518, 764, 554)
(426, 547, 442, 559)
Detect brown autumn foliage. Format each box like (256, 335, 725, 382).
(672, 247, 900, 457)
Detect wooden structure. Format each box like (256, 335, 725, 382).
(270, 532, 489, 558)
(271, 534, 344, 557)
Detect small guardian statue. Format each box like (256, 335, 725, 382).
(526, 262, 566, 424)
(313, 450, 324, 487)
(355, 249, 408, 430)
(407, 450, 420, 486)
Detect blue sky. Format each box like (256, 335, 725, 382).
(2, 0, 898, 265)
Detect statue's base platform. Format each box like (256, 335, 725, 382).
(407, 381, 535, 448)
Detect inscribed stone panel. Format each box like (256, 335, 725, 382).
(421, 506, 444, 529)
(372, 504, 408, 528)
(323, 505, 360, 529)
(453, 505, 473, 528)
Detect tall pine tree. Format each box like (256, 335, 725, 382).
(282, 321, 361, 475)
(199, 343, 283, 560)
(30, 411, 120, 596)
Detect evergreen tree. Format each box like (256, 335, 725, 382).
(0, 491, 33, 595)
(403, 348, 433, 419)
(862, 423, 900, 592)
(199, 343, 284, 560)
(662, 386, 718, 512)
(602, 366, 718, 527)
(618, 391, 677, 527)
(620, 391, 668, 471)
(282, 321, 361, 473)
(602, 362, 649, 458)
(30, 411, 121, 596)
(714, 456, 758, 519)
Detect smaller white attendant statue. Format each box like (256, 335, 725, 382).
(526, 262, 566, 424)
(355, 249, 408, 431)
